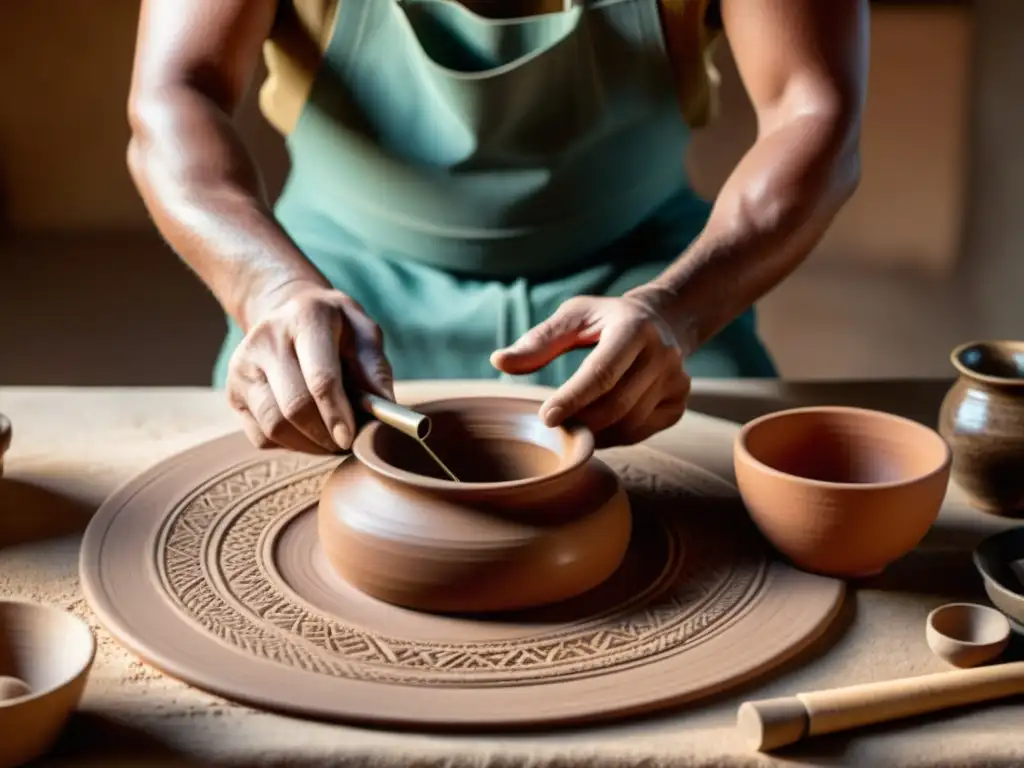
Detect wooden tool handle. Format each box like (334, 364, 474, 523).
(739, 661, 1024, 751)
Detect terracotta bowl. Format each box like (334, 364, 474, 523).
(318, 397, 632, 614)
(973, 527, 1024, 627)
(734, 406, 951, 578)
(0, 413, 10, 478)
(939, 340, 1024, 515)
(0, 600, 95, 768)
(925, 602, 1010, 668)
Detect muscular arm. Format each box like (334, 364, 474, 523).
(636, 0, 868, 354)
(127, 0, 329, 330)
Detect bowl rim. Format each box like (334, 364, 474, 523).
(0, 599, 96, 706)
(925, 601, 1011, 648)
(734, 405, 952, 490)
(973, 528, 1024, 608)
(950, 339, 1024, 388)
(352, 395, 595, 492)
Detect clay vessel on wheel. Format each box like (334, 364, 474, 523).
(318, 397, 632, 614)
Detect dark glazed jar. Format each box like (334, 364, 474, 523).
(0, 412, 10, 478)
(939, 341, 1024, 516)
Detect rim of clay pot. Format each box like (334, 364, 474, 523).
(0, 599, 96, 704)
(352, 396, 595, 491)
(926, 602, 1011, 648)
(950, 340, 1024, 387)
(734, 405, 951, 491)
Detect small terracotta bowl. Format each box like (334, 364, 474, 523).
(0, 600, 96, 768)
(926, 602, 1010, 668)
(319, 397, 632, 614)
(734, 406, 951, 578)
(973, 527, 1024, 627)
(0, 413, 10, 478)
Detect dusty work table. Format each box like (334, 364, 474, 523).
(0, 379, 1022, 768)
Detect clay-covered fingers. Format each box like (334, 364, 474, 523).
(245, 377, 331, 453)
(594, 385, 690, 448)
(574, 348, 660, 434)
(225, 318, 345, 454)
(539, 321, 643, 427)
(293, 323, 357, 450)
(226, 362, 328, 454)
(222, 284, 397, 455)
(579, 350, 689, 446)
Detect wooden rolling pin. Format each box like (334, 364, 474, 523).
(738, 660, 1024, 752)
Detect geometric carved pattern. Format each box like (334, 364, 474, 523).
(156, 449, 769, 687)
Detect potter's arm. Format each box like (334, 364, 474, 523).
(636, 0, 868, 354)
(127, 0, 331, 331)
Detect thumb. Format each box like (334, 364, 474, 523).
(491, 300, 595, 375)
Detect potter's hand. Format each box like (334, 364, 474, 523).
(226, 283, 394, 454)
(491, 294, 690, 447)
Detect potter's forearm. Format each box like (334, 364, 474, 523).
(128, 90, 329, 330)
(638, 112, 860, 354)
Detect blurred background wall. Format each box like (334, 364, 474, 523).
(0, 0, 1019, 385)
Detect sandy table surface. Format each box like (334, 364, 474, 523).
(0, 378, 1022, 768)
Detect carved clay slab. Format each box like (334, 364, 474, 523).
(80, 432, 844, 728)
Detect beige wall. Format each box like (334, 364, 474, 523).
(0, 1, 972, 281)
(688, 5, 972, 276)
(0, 0, 286, 233)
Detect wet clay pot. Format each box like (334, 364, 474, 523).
(734, 406, 951, 578)
(939, 341, 1024, 516)
(317, 397, 632, 614)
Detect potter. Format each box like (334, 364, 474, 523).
(126, 0, 867, 453)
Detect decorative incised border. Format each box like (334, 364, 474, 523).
(156, 450, 768, 687)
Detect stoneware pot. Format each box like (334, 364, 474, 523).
(0, 413, 10, 478)
(0, 600, 96, 768)
(318, 397, 632, 614)
(973, 526, 1024, 629)
(734, 406, 951, 578)
(939, 340, 1024, 516)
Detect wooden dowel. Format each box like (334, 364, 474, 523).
(738, 661, 1024, 751)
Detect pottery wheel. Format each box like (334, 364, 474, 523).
(81, 431, 844, 728)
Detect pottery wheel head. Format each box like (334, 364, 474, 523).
(80, 423, 845, 729)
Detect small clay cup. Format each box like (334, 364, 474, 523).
(318, 397, 632, 614)
(973, 527, 1024, 628)
(734, 406, 951, 578)
(939, 341, 1024, 516)
(0, 413, 10, 478)
(0, 600, 95, 768)
(926, 602, 1010, 668)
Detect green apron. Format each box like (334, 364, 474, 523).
(213, 0, 777, 387)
